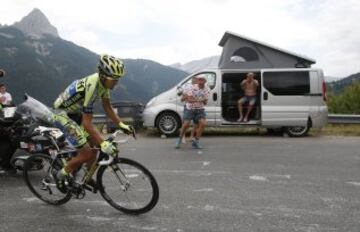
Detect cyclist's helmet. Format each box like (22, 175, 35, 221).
(98, 54, 125, 79)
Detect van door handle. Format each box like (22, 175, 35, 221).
(263, 92, 268, 100)
(213, 93, 217, 101)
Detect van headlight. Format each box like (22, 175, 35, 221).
(146, 97, 156, 108)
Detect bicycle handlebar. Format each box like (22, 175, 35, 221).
(107, 126, 136, 143)
(98, 127, 136, 166)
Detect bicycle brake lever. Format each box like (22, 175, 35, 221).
(130, 126, 137, 140)
(99, 155, 114, 166)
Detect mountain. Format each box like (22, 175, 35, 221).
(325, 76, 342, 82)
(0, 9, 188, 107)
(327, 72, 360, 95)
(170, 55, 220, 73)
(13, 8, 59, 38)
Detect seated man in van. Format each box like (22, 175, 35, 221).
(237, 72, 259, 122)
(175, 74, 209, 149)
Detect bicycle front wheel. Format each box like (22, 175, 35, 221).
(97, 157, 159, 214)
(23, 153, 71, 205)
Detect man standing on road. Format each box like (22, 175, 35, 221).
(175, 74, 209, 149)
(179, 76, 198, 144)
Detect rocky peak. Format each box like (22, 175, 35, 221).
(13, 8, 59, 38)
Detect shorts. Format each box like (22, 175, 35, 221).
(238, 96, 257, 106)
(183, 108, 206, 124)
(53, 112, 88, 148)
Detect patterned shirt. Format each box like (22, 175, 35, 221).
(53, 73, 110, 114)
(183, 84, 210, 110)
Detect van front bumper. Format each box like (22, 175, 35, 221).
(142, 107, 158, 128)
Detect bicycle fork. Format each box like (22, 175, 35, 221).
(110, 163, 131, 191)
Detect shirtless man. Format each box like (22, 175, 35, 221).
(237, 72, 259, 122)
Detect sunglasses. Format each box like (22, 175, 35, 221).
(102, 74, 119, 81)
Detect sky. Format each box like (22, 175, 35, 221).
(0, 0, 359, 78)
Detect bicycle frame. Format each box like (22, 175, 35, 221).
(52, 130, 131, 188)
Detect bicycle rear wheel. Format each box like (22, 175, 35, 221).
(23, 154, 71, 205)
(97, 157, 159, 214)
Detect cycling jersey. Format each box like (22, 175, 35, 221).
(54, 73, 110, 114)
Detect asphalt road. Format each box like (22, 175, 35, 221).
(1, 134, 360, 232)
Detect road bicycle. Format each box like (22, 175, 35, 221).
(23, 129, 159, 215)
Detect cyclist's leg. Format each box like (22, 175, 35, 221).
(84, 136, 98, 169)
(61, 113, 97, 173)
(53, 112, 91, 176)
(63, 143, 93, 174)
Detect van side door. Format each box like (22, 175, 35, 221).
(261, 70, 311, 126)
(202, 72, 219, 126)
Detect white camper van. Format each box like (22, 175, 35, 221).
(143, 31, 328, 137)
(142, 68, 328, 137)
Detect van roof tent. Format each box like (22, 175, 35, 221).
(218, 31, 316, 69)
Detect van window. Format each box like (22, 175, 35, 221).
(263, 71, 310, 95)
(181, 72, 216, 90)
(204, 72, 216, 89)
(231, 47, 259, 62)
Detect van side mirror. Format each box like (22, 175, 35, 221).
(176, 86, 183, 96)
(0, 69, 5, 78)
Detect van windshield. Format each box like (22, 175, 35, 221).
(179, 72, 216, 90)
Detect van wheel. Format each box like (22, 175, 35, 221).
(285, 126, 309, 137)
(156, 112, 181, 136)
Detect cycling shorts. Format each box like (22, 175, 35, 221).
(53, 112, 88, 148)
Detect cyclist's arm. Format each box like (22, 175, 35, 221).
(102, 98, 121, 124)
(82, 112, 103, 145)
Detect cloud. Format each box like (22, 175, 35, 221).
(0, 0, 360, 77)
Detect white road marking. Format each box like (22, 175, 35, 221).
(346, 181, 360, 186)
(86, 216, 112, 222)
(204, 205, 215, 211)
(193, 188, 214, 192)
(249, 174, 291, 182)
(129, 225, 158, 231)
(153, 170, 229, 175)
(249, 175, 268, 181)
(268, 174, 291, 179)
(23, 197, 41, 202)
(202, 161, 211, 167)
(72, 200, 109, 206)
(189, 204, 245, 215)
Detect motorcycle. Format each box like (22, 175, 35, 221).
(0, 96, 66, 172)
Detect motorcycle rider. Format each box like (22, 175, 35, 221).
(53, 54, 133, 190)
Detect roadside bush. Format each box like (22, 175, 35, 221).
(327, 81, 360, 114)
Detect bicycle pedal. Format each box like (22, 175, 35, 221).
(83, 184, 98, 194)
(70, 186, 85, 199)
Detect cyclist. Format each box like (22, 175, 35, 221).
(53, 54, 133, 190)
